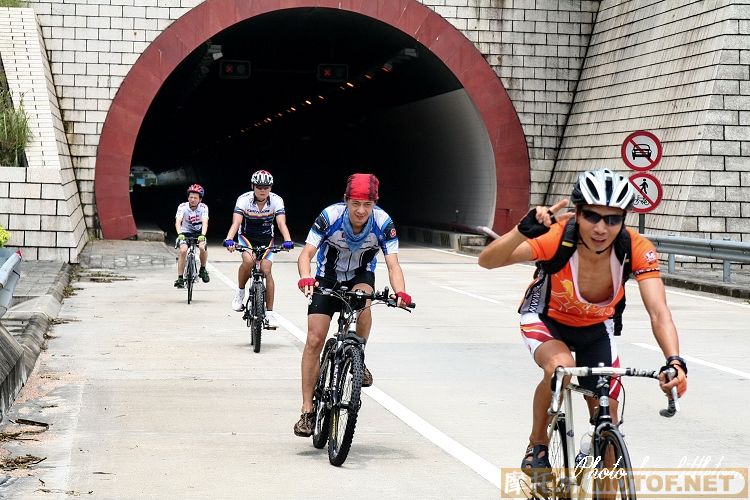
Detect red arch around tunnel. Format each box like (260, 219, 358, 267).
(95, 0, 530, 239)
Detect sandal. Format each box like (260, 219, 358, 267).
(521, 444, 551, 477)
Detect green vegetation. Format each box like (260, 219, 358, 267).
(0, 0, 28, 7)
(0, 224, 9, 246)
(0, 89, 32, 166)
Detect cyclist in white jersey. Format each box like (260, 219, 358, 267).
(223, 170, 293, 328)
(293, 173, 413, 437)
(174, 183, 210, 288)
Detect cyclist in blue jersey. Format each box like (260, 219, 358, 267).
(293, 173, 413, 437)
(223, 170, 293, 328)
(174, 184, 210, 288)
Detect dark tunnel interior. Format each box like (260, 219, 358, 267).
(130, 7, 496, 242)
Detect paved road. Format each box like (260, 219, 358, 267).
(2, 244, 749, 498)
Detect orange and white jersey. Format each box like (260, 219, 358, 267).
(519, 222, 661, 327)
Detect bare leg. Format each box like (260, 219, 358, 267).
(301, 314, 332, 413)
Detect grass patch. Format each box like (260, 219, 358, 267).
(0, 89, 32, 167)
(0, 0, 28, 7)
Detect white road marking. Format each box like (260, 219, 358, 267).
(633, 343, 750, 379)
(210, 264, 502, 489)
(439, 285, 501, 304)
(430, 248, 479, 259)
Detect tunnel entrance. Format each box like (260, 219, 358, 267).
(97, 1, 529, 240)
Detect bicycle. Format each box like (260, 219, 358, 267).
(179, 237, 200, 304)
(525, 364, 680, 500)
(310, 285, 415, 466)
(235, 244, 288, 353)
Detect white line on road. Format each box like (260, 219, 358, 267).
(439, 285, 501, 304)
(633, 343, 750, 379)
(210, 264, 502, 489)
(430, 248, 479, 259)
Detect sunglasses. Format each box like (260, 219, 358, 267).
(254, 185, 271, 190)
(580, 209, 625, 226)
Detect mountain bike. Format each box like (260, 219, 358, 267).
(525, 364, 679, 500)
(236, 244, 288, 353)
(310, 285, 415, 466)
(183, 238, 199, 304)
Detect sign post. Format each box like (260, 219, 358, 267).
(622, 130, 662, 232)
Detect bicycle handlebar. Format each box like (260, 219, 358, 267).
(550, 365, 680, 417)
(314, 285, 416, 310)
(235, 245, 289, 257)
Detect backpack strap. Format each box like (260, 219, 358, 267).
(612, 227, 632, 335)
(536, 219, 579, 277)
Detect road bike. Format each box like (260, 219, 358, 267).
(310, 285, 415, 466)
(524, 364, 679, 500)
(236, 244, 288, 353)
(182, 238, 200, 304)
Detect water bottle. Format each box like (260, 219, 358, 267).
(575, 430, 593, 468)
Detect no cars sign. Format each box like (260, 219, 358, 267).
(621, 130, 662, 171)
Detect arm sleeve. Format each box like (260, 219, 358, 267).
(630, 231, 661, 281)
(274, 195, 286, 215)
(305, 210, 329, 248)
(380, 219, 399, 255)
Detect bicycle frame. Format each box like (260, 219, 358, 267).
(539, 365, 679, 499)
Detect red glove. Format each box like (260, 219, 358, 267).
(298, 278, 317, 289)
(395, 291, 412, 305)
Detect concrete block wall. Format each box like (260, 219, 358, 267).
(9, 0, 750, 245)
(0, 7, 88, 262)
(547, 0, 750, 243)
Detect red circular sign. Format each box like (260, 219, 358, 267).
(621, 130, 662, 171)
(628, 173, 663, 213)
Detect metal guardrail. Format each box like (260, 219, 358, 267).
(0, 248, 23, 318)
(644, 234, 750, 283)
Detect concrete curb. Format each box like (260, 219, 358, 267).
(0, 263, 70, 420)
(661, 274, 750, 300)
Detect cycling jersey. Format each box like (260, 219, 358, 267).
(176, 202, 209, 234)
(234, 191, 286, 240)
(305, 202, 399, 281)
(520, 222, 660, 327)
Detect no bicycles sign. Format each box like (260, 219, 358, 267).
(629, 173, 663, 214)
(621, 130, 662, 171)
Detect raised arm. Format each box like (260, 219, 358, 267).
(479, 199, 573, 269)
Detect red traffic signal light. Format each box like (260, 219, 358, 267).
(317, 63, 348, 83)
(219, 60, 251, 79)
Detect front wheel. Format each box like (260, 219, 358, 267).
(185, 252, 196, 304)
(590, 427, 636, 500)
(312, 338, 335, 449)
(251, 284, 265, 353)
(328, 346, 363, 466)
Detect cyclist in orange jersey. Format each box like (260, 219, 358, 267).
(478, 169, 687, 477)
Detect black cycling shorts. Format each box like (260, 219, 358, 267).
(537, 314, 619, 396)
(307, 272, 376, 317)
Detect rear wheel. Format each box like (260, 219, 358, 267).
(591, 427, 635, 500)
(312, 338, 336, 449)
(328, 346, 363, 466)
(251, 283, 265, 353)
(185, 251, 195, 304)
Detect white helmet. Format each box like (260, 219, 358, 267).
(251, 169, 273, 186)
(571, 169, 635, 210)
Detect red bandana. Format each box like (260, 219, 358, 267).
(345, 173, 379, 201)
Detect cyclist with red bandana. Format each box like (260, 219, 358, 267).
(223, 170, 293, 329)
(478, 169, 687, 476)
(292, 173, 412, 437)
(174, 184, 210, 288)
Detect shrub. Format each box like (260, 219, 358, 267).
(0, 224, 10, 247)
(0, 0, 27, 7)
(0, 89, 32, 166)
